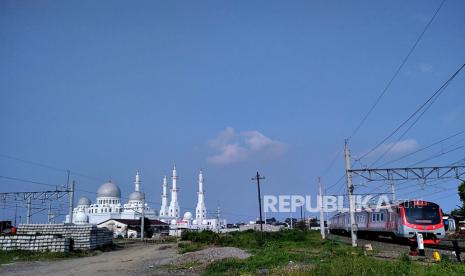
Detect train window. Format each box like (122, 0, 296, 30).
(404, 204, 441, 225)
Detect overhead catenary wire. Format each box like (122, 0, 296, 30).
(325, 174, 346, 192)
(0, 175, 64, 189)
(368, 78, 453, 167)
(320, 0, 448, 198)
(356, 63, 465, 162)
(0, 153, 105, 183)
(347, 0, 447, 141)
(380, 129, 465, 167)
(409, 144, 465, 167)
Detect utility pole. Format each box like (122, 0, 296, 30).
(390, 180, 396, 202)
(68, 180, 75, 224)
(216, 204, 221, 233)
(26, 197, 32, 224)
(48, 203, 52, 224)
(66, 170, 70, 187)
(14, 203, 17, 226)
(141, 199, 145, 240)
(290, 212, 293, 229)
(319, 177, 325, 239)
(344, 140, 357, 247)
(252, 172, 265, 232)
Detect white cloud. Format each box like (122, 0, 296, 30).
(207, 127, 288, 165)
(418, 63, 433, 73)
(363, 139, 420, 159)
(442, 109, 464, 122)
(405, 63, 433, 77)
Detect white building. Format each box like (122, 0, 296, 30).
(171, 169, 226, 232)
(66, 171, 157, 225)
(66, 165, 226, 234)
(97, 218, 168, 238)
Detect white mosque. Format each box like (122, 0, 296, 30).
(67, 165, 226, 231)
(66, 170, 157, 225)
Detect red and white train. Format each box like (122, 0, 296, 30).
(329, 200, 445, 244)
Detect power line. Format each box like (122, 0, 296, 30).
(0, 153, 66, 173)
(409, 143, 465, 167)
(0, 153, 104, 183)
(0, 175, 64, 189)
(321, 0, 448, 199)
(325, 174, 345, 192)
(347, 0, 447, 141)
(320, 148, 345, 179)
(356, 63, 465, 162)
(380, 129, 465, 167)
(369, 80, 449, 166)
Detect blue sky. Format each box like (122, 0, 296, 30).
(1, 0, 464, 223)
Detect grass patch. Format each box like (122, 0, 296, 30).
(175, 229, 465, 275)
(0, 250, 96, 265)
(177, 241, 207, 254)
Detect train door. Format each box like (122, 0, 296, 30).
(386, 210, 391, 230)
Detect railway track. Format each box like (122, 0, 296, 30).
(327, 233, 465, 262)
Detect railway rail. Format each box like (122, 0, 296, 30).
(327, 233, 465, 262)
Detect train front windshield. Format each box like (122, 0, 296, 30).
(403, 203, 441, 225)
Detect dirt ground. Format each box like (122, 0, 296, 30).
(0, 243, 250, 276)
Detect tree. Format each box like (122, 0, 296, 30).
(458, 181, 465, 206)
(451, 181, 465, 217)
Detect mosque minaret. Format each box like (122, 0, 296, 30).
(168, 165, 180, 218)
(195, 170, 207, 222)
(134, 170, 141, 192)
(159, 176, 169, 217)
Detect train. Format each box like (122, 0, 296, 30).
(328, 200, 445, 244)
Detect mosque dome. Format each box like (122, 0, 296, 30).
(77, 196, 91, 206)
(183, 212, 193, 220)
(75, 211, 89, 224)
(128, 191, 145, 201)
(97, 181, 121, 198)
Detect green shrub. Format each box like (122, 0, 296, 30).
(177, 241, 206, 253)
(181, 230, 220, 244)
